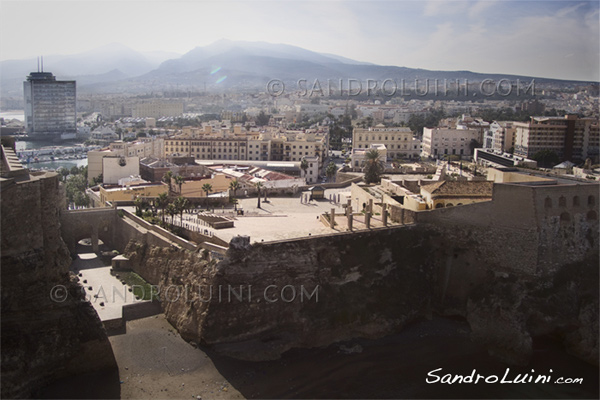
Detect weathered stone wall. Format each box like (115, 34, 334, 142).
(60, 207, 119, 253)
(120, 181, 598, 366)
(124, 226, 439, 361)
(1, 172, 117, 398)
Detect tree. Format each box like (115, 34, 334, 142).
(202, 183, 213, 197)
(166, 203, 177, 225)
(532, 149, 560, 168)
(174, 196, 188, 224)
(134, 196, 149, 217)
(300, 158, 309, 179)
(254, 181, 264, 208)
(163, 171, 173, 193)
(59, 167, 70, 182)
(364, 149, 384, 184)
(256, 111, 271, 126)
(229, 179, 240, 200)
(65, 174, 88, 206)
(92, 173, 103, 186)
(326, 162, 337, 182)
(156, 192, 169, 224)
(174, 175, 185, 194)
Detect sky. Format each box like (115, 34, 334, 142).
(1, 0, 599, 81)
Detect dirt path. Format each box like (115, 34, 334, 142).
(109, 314, 243, 399)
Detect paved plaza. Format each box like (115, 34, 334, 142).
(171, 188, 392, 244)
(72, 247, 142, 322)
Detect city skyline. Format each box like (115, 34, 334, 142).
(0, 0, 599, 82)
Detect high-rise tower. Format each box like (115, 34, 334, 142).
(23, 60, 76, 138)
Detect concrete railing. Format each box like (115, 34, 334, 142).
(122, 210, 197, 251)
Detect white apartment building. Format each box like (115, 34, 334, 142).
(87, 136, 165, 184)
(484, 121, 516, 153)
(353, 125, 420, 159)
(351, 144, 387, 170)
(422, 127, 480, 158)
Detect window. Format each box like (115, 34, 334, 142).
(559, 196, 566, 207)
(573, 196, 580, 207)
(589, 195, 596, 206)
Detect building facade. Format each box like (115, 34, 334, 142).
(23, 71, 76, 137)
(352, 125, 420, 159)
(514, 115, 600, 163)
(422, 127, 480, 158)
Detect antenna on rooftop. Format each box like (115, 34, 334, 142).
(41, 56, 44, 72)
(37, 57, 40, 73)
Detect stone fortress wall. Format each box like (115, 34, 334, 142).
(97, 177, 599, 365)
(1, 166, 117, 398)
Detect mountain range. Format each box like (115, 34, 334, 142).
(0, 39, 593, 98)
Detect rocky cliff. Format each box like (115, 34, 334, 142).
(1, 171, 117, 398)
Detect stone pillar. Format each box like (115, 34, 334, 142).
(91, 226, 99, 253)
(400, 208, 405, 225)
(347, 206, 353, 231)
(330, 208, 336, 228)
(368, 199, 373, 214)
(365, 212, 371, 229)
(382, 203, 388, 226)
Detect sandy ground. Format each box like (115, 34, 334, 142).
(109, 314, 244, 400)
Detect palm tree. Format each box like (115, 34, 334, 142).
(364, 149, 384, 184)
(133, 196, 148, 216)
(174, 196, 188, 225)
(202, 183, 213, 197)
(156, 192, 169, 224)
(166, 203, 177, 225)
(326, 161, 337, 182)
(300, 157, 309, 179)
(174, 175, 185, 194)
(229, 179, 240, 199)
(254, 181, 264, 208)
(162, 171, 173, 193)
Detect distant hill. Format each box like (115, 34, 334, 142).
(0, 40, 594, 98)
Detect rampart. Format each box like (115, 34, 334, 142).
(1, 169, 117, 398)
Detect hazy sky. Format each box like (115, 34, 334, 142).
(1, 0, 598, 81)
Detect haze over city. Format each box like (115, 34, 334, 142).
(1, 0, 599, 81)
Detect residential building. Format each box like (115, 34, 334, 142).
(23, 71, 76, 137)
(102, 156, 140, 184)
(513, 115, 600, 163)
(164, 126, 328, 167)
(352, 125, 420, 159)
(132, 102, 184, 118)
(87, 136, 165, 184)
(422, 127, 480, 158)
(351, 144, 387, 170)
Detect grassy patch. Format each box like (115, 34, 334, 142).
(111, 270, 158, 301)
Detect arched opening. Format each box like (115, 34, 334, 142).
(588, 195, 596, 206)
(435, 203, 444, 209)
(457, 203, 463, 206)
(560, 212, 571, 223)
(446, 203, 454, 207)
(544, 197, 552, 208)
(558, 196, 567, 207)
(587, 210, 598, 221)
(573, 196, 580, 207)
